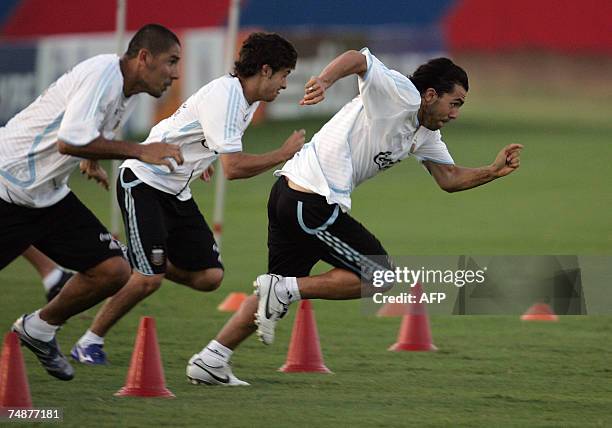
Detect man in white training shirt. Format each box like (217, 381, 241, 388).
(2, 24, 184, 380)
(187, 48, 523, 385)
(71, 33, 305, 368)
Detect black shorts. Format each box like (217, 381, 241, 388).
(0, 192, 124, 272)
(267, 177, 392, 278)
(117, 168, 222, 275)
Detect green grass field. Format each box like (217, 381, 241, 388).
(1, 108, 611, 427)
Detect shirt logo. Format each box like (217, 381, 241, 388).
(374, 151, 400, 170)
(99, 233, 122, 250)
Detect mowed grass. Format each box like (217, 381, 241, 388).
(1, 109, 611, 427)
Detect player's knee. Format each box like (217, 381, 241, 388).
(191, 268, 224, 292)
(92, 257, 131, 293)
(137, 275, 163, 296)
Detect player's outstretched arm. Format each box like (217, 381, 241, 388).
(220, 130, 305, 180)
(57, 137, 184, 171)
(300, 50, 367, 106)
(424, 144, 523, 192)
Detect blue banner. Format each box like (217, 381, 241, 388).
(0, 42, 37, 125)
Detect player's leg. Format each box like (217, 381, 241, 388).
(186, 178, 320, 385)
(22, 246, 56, 278)
(79, 189, 223, 360)
(209, 268, 361, 351)
(73, 271, 166, 362)
(73, 168, 167, 364)
(163, 199, 224, 292)
(11, 192, 130, 380)
(186, 295, 257, 386)
(166, 264, 224, 291)
(22, 246, 74, 301)
(253, 177, 391, 344)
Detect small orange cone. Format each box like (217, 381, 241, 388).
(521, 303, 559, 321)
(217, 292, 247, 312)
(279, 300, 332, 373)
(377, 302, 411, 317)
(0, 332, 32, 413)
(115, 317, 174, 398)
(389, 283, 437, 351)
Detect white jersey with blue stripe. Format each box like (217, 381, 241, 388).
(0, 54, 136, 208)
(276, 48, 454, 212)
(122, 75, 259, 201)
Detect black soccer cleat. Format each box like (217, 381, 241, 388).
(12, 315, 75, 381)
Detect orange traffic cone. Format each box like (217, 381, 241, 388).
(521, 303, 559, 321)
(115, 317, 174, 398)
(0, 332, 32, 413)
(279, 300, 332, 373)
(377, 302, 411, 317)
(389, 283, 437, 351)
(217, 292, 247, 312)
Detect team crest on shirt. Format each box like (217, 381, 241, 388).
(150, 247, 166, 266)
(374, 151, 400, 170)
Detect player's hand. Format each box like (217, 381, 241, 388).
(280, 129, 306, 160)
(200, 164, 214, 182)
(139, 142, 184, 172)
(300, 76, 327, 106)
(79, 159, 109, 190)
(491, 144, 523, 177)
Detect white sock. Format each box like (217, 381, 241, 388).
(42, 268, 63, 292)
(200, 340, 232, 364)
(276, 276, 301, 304)
(24, 310, 59, 342)
(78, 329, 105, 347)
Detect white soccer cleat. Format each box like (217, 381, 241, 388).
(254, 274, 289, 345)
(186, 354, 249, 386)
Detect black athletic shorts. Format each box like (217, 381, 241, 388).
(117, 168, 222, 275)
(267, 177, 392, 278)
(0, 192, 124, 272)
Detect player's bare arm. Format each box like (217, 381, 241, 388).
(219, 129, 305, 180)
(57, 137, 184, 171)
(300, 50, 367, 105)
(424, 143, 523, 192)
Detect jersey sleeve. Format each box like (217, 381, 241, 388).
(412, 131, 455, 165)
(57, 60, 118, 146)
(357, 48, 421, 120)
(196, 80, 245, 154)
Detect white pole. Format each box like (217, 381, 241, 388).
(212, 0, 241, 248)
(110, 0, 126, 236)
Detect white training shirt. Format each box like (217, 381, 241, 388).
(122, 75, 259, 201)
(277, 48, 454, 212)
(0, 54, 137, 208)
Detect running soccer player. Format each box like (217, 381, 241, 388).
(71, 32, 304, 367)
(2, 24, 184, 380)
(186, 48, 522, 385)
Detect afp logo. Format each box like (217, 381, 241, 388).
(374, 151, 399, 170)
